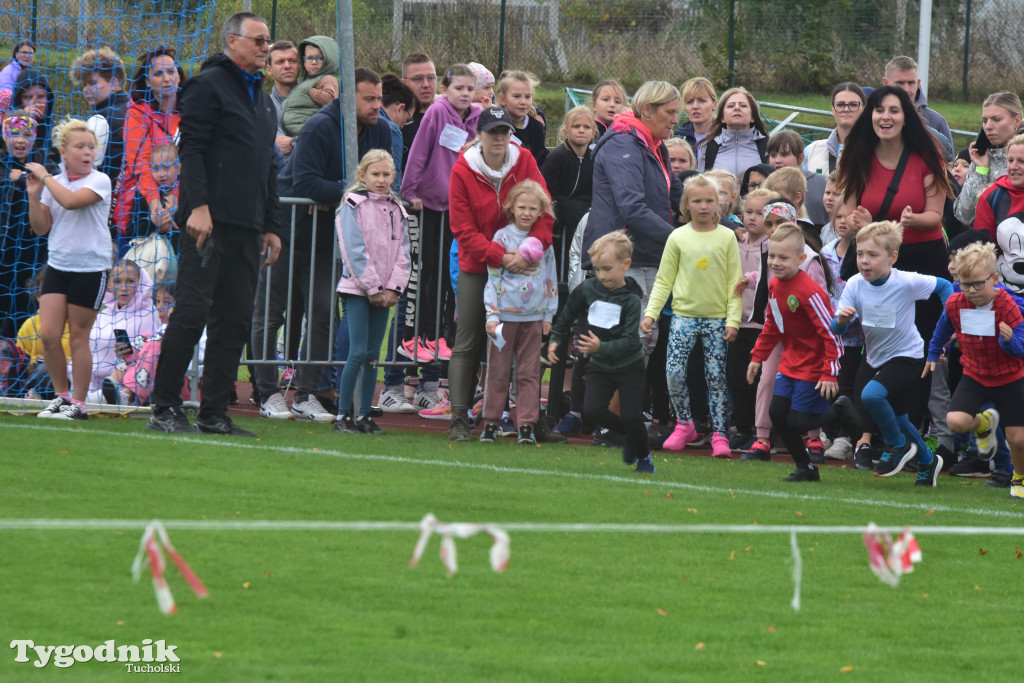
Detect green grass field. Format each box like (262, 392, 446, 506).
(1, 412, 1022, 681)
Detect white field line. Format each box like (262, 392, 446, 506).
(3, 422, 1023, 522)
(2, 519, 1024, 535)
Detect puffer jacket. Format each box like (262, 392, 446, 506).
(88, 265, 159, 391)
(804, 129, 842, 176)
(954, 145, 1008, 227)
(585, 114, 684, 268)
(279, 35, 340, 137)
(699, 126, 768, 178)
(335, 190, 411, 297)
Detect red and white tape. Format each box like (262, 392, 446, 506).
(131, 520, 209, 614)
(862, 523, 922, 587)
(409, 514, 510, 577)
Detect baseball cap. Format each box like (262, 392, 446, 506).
(478, 107, 514, 132)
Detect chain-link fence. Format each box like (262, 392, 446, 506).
(240, 0, 1020, 99)
(7, 1, 1016, 99)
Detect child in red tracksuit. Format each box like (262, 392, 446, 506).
(747, 224, 855, 482)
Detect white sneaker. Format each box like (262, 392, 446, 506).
(290, 395, 336, 423)
(825, 436, 854, 460)
(38, 396, 71, 418)
(379, 388, 417, 413)
(413, 391, 444, 410)
(260, 392, 292, 419)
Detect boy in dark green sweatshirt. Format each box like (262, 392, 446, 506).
(548, 230, 653, 472)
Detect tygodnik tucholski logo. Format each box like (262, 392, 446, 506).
(10, 639, 181, 671)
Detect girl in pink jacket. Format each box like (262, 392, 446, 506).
(334, 150, 411, 435)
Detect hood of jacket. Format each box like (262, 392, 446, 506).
(463, 138, 521, 184)
(713, 126, 765, 146)
(12, 67, 54, 149)
(299, 36, 340, 79)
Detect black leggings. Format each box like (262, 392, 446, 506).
(894, 238, 948, 429)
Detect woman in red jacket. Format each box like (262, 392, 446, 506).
(446, 107, 554, 441)
(114, 47, 185, 249)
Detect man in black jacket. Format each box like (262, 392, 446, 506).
(148, 12, 281, 436)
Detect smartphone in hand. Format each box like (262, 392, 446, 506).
(975, 126, 992, 155)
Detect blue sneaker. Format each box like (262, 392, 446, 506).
(499, 416, 517, 437)
(635, 456, 656, 474)
(554, 412, 582, 436)
(915, 452, 944, 487)
(874, 441, 917, 477)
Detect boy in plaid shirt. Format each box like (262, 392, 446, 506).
(926, 242, 1024, 499)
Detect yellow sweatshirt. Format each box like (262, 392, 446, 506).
(644, 223, 743, 328)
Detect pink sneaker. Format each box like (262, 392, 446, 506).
(711, 432, 731, 458)
(418, 395, 452, 420)
(434, 337, 453, 360)
(662, 420, 698, 451)
(400, 338, 435, 363)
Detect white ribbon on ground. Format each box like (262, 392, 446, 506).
(410, 513, 510, 577)
(131, 520, 209, 614)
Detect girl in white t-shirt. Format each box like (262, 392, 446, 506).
(25, 118, 112, 420)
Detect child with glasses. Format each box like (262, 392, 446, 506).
(926, 241, 1024, 498)
(279, 36, 340, 137)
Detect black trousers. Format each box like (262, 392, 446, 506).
(583, 360, 650, 457)
(727, 327, 761, 434)
(152, 226, 261, 419)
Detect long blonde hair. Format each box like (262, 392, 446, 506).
(345, 149, 398, 197)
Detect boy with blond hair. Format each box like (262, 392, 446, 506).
(747, 224, 852, 482)
(833, 221, 953, 486)
(926, 242, 1024, 498)
(548, 231, 653, 472)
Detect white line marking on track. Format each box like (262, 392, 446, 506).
(3, 422, 1022, 521)
(1, 519, 1023, 534)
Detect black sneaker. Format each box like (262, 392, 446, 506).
(830, 395, 862, 440)
(357, 416, 386, 435)
(934, 445, 956, 472)
(874, 441, 917, 477)
(635, 455, 657, 474)
(333, 414, 361, 434)
(949, 450, 991, 477)
(38, 395, 71, 419)
(592, 428, 623, 447)
(448, 412, 473, 442)
(988, 468, 1013, 487)
(147, 405, 199, 434)
(853, 444, 877, 471)
(647, 422, 674, 450)
(195, 414, 257, 438)
(479, 423, 499, 443)
(729, 433, 755, 453)
(534, 416, 568, 444)
(52, 403, 88, 420)
(782, 466, 820, 482)
(517, 425, 536, 445)
(915, 452, 944, 487)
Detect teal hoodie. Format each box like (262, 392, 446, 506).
(279, 35, 340, 137)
